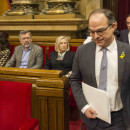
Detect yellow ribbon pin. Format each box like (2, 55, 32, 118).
(120, 52, 125, 59)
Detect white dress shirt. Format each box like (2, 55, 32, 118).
(81, 38, 123, 113)
(83, 36, 92, 44)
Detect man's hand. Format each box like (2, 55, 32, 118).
(84, 106, 97, 119)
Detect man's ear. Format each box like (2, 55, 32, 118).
(30, 38, 32, 42)
(111, 23, 116, 32)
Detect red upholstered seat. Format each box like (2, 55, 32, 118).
(0, 81, 39, 130)
(48, 46, 55, 58)
(69, 87, 77, 106)
(40, 45, 46, 68)
(70, 46, 78, 52)
(10, 45, 15, 58)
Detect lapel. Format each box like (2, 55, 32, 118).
(117, 40, 126, 92)
(125, 29, 129, 43)
(89, 42, 98, 88)
(87, 41, 126, 90)
(27, 44, 34, 67)
(17, 46, 23, 66)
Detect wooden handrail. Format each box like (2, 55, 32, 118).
(0, 67, 63, 78)
(0, 67, 69, 130)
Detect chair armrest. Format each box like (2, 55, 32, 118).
(19, 118, 39, 130)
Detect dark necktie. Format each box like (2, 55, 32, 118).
(99, 48, 107, 91)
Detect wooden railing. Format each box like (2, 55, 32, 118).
(0, 67, 69, 130)
(8, 37, 84, 47)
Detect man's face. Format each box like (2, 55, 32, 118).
(89, 13, 115, 48)
(20, 33, 32, 50)
(126, 16, 130, 31)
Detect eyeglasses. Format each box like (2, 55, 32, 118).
(89, 24, 112, 36)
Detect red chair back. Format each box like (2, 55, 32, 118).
(0, 81, 32, 130)
(40, 45, 46, 68)
(10, 45, 15, 58)
(70, 46, 77, 52)
(48, 46, 55, 58)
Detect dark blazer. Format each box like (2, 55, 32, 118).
(44, 51, 75, 75)
(119, 29, 129, 44)
(70, 40, 130, 128)
(5, 44, 43, 69)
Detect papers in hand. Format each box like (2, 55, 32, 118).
(82, 82, 111, 124)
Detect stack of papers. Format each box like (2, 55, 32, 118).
(82, 82, 111, 124)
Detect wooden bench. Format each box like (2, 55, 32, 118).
(0, 67, 69, 130)
(8, 38, 85, 67)
(3, 38, 85, 129)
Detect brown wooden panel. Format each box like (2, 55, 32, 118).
(103, 0, 118, 20)
(8, 37, 84, 47)
(36, 78, 67, 88)
(36, 88, 64, 97)
(0, 68, 69, 130)
(37, 96, 67, 130)
(0, 67, 63, 78)
(57, 99, 64, 130)
(37, 97, 48, 130)
(48, 99, 57, 130)
(0, 75, 38, 83)
(31, 84, 38, 118)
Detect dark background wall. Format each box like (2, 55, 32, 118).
(103, 0, 130, 31)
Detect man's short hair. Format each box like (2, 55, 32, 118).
(19, 30, 32, 40)
(88, 8, 116, 25)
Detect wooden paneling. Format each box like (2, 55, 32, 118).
(0, 67, 69, 130)
(8, 37, 84, 47)
(0, 16, 87, 39)
(103, 0, 118, 20)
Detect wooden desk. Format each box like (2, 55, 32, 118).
(0, 67, 69, 130)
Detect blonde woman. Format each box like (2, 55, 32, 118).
(44, 36, 75, 76)
(44, 36, 80, 120)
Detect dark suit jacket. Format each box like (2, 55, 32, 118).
(5, 44, 43, 69)
(70, 40, 130, 128)
(119, 29, 129, 44)
(44, 51, 75, 75)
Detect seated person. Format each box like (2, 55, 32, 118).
(44, 36, 79, 120)
(5, 30, 43, 69)
(44, 36, 75, 77)
(0, 32, 10, 66)
(119, 14, 130, 44)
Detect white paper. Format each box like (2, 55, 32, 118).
(82, 82, 111, 124)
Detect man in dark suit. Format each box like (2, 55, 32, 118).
(70, 9, 130, 130)
(119, 14, 130, 44)
(5, 30, 43, 69)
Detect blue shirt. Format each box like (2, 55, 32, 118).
(19, 46, 31, 68)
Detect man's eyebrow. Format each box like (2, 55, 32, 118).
(89, 28, 106, 31)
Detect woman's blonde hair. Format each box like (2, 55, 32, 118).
(55, 36, 70, 52)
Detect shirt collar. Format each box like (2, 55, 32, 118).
(22, 44, 32, 51)
(96, 37, 117, 53)
(58, 51, 66, 57)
